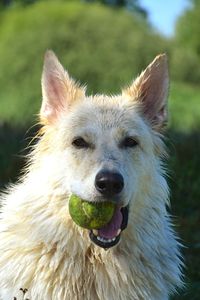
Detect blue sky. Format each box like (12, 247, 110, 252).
(140, 0, 191, 36)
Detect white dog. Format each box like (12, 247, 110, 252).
(0, 51, 183, 299)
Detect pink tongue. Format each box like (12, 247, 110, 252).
(98, 207, 123, 239)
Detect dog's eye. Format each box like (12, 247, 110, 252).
(121, 137, 138, 148)
(72, 137, 89, 149)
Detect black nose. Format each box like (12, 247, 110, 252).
(95, 170, 124, 197)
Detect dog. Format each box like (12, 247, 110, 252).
(0, 51, 183, 299)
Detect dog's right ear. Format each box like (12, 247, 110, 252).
(40, 50, 85, 125)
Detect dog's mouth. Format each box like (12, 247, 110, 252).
(89, 205, 129, 249)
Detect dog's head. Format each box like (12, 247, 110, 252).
(38, 51, 169, 249)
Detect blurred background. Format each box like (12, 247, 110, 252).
(0, 0, 199, 298)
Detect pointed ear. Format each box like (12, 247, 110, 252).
(40, 50, 85, 124)
(123, 54, 169, 130)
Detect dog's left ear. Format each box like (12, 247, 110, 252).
(40, 50, 85, 125)
(123, 54, 169, 130)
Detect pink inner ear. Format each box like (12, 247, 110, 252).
(49, 76, 60, 100)
(141, 78, 167, 121)
(41, 71, 68, 123)
(133, 56, 169, 129)
(48, 76, 66, 110)
(41, 51, 86, 124)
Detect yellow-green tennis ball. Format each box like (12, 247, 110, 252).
(69, 194, 115, 229)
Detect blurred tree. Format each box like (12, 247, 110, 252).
(171, 0, 200, 83)
(84, 0, 147, 17)
(175, 1, 200, 52)
(0, 1, 166, 123)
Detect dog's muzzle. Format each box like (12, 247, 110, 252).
(89, 205, 129, 249)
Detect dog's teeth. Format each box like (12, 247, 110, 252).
(117, 229, 121, 236)
(96, 236, 117, 243)
(92, 230, 98, 236)
(97, 236, 105, 242)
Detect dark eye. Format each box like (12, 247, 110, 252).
(72, 137, 89, 149)
(121, 137, 138, 148)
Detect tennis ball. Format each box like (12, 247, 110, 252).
(69, 194, 115, 229)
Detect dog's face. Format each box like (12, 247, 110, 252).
(39, 51, 168, 248)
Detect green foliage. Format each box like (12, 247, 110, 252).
(171, 1, 200, 83)
(171, 48, 200, 84)
(175, 1, 200, 50)
(169, 82, 200, 131)
(0, 0, 167, 125)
